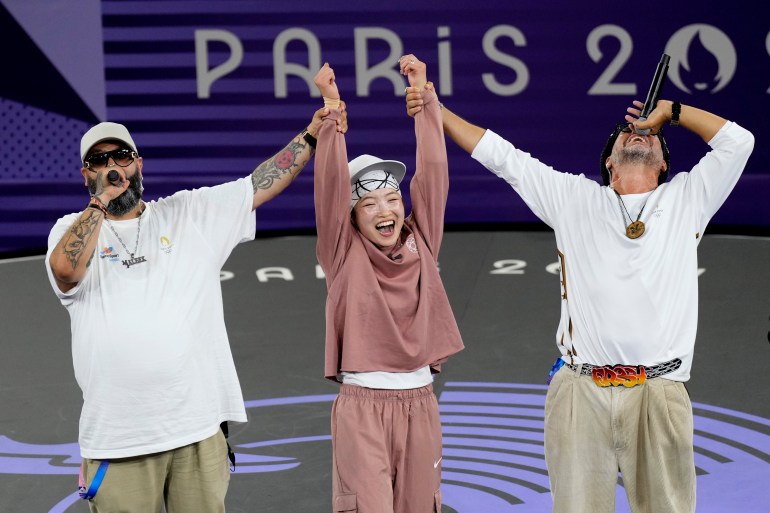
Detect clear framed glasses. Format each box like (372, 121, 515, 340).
(84, 148, 138, 170)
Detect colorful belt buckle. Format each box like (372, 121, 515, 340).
(591, 364, 647, 387)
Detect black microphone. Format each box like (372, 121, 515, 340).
(636, 53, 670, 135)
(106, 170, 122, 186)
(388, 253, 402, 261)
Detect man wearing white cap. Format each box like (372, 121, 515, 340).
(45, 108, 344, 512)
(312, 58, 464, 513)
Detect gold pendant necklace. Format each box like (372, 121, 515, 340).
(626, 220, 645, 239)
(615, 191, 651, 240)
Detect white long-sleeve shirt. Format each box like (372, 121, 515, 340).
(472, 122, 754, 381)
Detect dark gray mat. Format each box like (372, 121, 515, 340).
(2, 231, 769, 512)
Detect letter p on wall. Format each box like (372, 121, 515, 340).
(195, 29, 244, 99)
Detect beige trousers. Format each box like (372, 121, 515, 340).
(82, 430, 230, 513)
(544, 366, 696, 513)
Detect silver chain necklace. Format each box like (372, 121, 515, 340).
(614, 190, 652, 239)
(105, 213, 147, 268)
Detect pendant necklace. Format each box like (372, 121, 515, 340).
(106, 213, 147, 268)
(614, 190, 651, 239)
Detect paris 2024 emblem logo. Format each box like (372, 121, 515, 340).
(664, 24, 736, 95)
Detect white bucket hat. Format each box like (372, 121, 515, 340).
(348, 154, 407, 209)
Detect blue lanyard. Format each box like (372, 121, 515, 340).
(79, 460, 109, 500)
(547, 357, 566, 384)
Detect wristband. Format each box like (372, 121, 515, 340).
(87, 203, 106, 215)
(302, 131, 317, 149)
(323, 96, 340, 109)
(670, 102, 681, 127)
(88, 197, 107, 215)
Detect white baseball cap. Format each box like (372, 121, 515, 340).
(80, 122, 138, 162)
(348, 154, 407, 208)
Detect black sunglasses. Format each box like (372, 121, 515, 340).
(84, 148, 138, 169)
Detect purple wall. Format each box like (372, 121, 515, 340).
(1, 0, 768, 255)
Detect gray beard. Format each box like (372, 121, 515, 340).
(88, 173, 144, 217)
(612, 145, 658, 168)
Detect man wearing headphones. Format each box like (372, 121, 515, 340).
(405, 93, 753, 512)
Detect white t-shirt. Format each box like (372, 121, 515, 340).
(46, 178, 256, 459)
(340, 366, 433, 389)
(472, 122, 754, 381)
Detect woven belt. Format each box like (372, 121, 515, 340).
(566, 358, 682, 387)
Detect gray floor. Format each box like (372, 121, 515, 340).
(2, 231, 769, 512)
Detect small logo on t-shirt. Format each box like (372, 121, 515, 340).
(405, 234, 418, 253)
(99, 246, 119, 261)
(159, 235, 174, 254)
(652, 204, 664, 218)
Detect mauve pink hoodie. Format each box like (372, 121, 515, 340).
(314, 89, 464, 382)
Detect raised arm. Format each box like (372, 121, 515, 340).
(442, 107, 487, 155)
(250, 128, 315, 210)
(628, 99, 727, 143)
(405, 92, 485, 155)
(251, 104, 346, 210)
(312, 63, 351, 272)
(400, 55, 448, 255)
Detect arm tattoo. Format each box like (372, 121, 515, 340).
(251, 138, 310, 192)
(61, 209, 102, 270)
